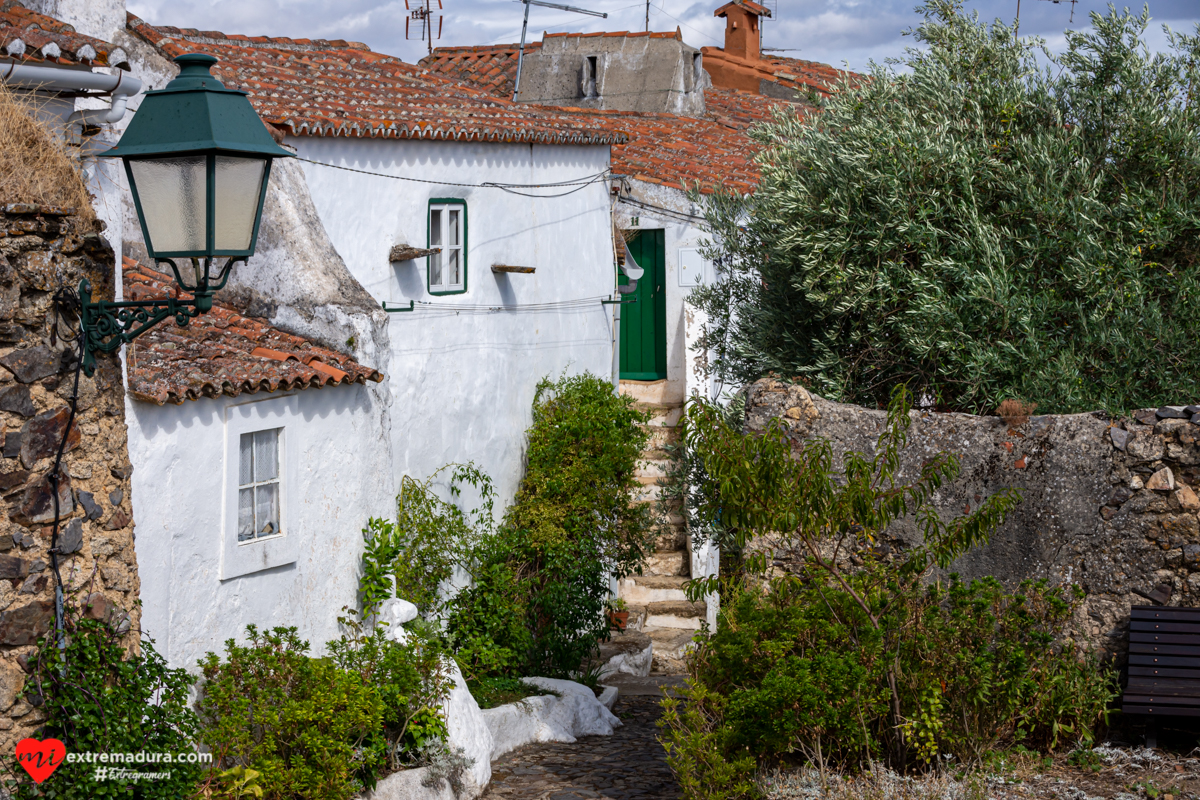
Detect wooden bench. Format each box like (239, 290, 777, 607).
(1123, 605, 1200, 744)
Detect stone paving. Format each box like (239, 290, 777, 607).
(484, 687, 681, 800)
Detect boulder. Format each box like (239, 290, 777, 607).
(482, 677, 621, 760)
(441, 658, 492, 793)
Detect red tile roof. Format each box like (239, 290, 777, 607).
(715, 0, 771, 17)
(125, 15, 626, 146)
(123, 258, 383, 406)
(0, 0, 130, 69)
(419, 43, 813, 194)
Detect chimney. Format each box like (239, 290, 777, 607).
(16, 0, 127, 42)
(714, 1, 769, 62)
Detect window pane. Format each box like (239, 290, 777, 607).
(239, 433, 253, 486)
(214, 156, 266, 251)
(448, 209, 459, 246)
(256, 483, 280, 537)
(238, 488, 255, 542)
(449, 248, 460, 286)
(254, 429, 278, 482)
(430, 209, 442, 246)
(128, 156, 208, 254)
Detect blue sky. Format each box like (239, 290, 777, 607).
(126, 0, 1200, 72)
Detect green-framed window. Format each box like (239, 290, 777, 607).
(428, 198, 467, 295)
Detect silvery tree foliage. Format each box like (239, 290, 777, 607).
(692, 1, 1200, 414)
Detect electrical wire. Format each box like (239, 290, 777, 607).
(617, 193, 709, 226)
(389, 295, 611, 315)
(296, 157, 611, 196)
(47, 287, 85, 653)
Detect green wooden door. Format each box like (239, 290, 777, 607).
(619, 230, 667, 380)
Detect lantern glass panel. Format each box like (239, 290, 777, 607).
(128, 156, 208, 254)
(214, 156, 267, 251)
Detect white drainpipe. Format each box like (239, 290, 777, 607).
(0, 62, 143, 134)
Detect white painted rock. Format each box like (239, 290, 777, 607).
(375, 598, 420, 643)
(598, 641, 653, 679)
(482, 677, 622, 760)
(441, 659, 493, 791)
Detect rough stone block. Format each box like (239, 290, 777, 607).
(0, 600, 53, 646)
(0, 386, 32, 418)
(1159, 406, 1190, 420)
(55, 518, 82, 555)
(1110, 427, 1130, 451)
(0, 556, 27, 580)
(1147, 467, 1176, 492)
(0, 347, 59, 384)
(18, 472, 71, 524)
(19, 407, 79, 468)
(75, 490, 100, 520)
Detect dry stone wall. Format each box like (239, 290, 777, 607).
(743, 378, 1200, 660)
(0, 204, 136, 751)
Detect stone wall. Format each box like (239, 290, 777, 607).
(743, 378, 1200, 659)
(0, 204, 135, 750)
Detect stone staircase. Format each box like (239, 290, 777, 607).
(617, 381, 706, 673)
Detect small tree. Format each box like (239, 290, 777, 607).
(692, 1, 1200, 414)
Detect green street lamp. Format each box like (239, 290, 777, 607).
(81, 52, 292, 375)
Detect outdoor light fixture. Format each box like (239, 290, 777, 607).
(80, 52, 292, 375)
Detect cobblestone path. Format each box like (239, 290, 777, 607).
(484, 693, 681, 800)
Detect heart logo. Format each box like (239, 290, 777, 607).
(15, 738, 65, 783)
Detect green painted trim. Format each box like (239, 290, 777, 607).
(618, 229, 667, 380)
(620, 372, 666, 381)
(427, 197, 468, 296)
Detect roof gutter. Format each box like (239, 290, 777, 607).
(1, 62, 144, 135)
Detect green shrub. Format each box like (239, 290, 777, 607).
(690, 1, 1200, 414)
(196, 626, 384, 800)
(660, 386, 1116, 790)
(359, 464, 494, 618)
(448, 372, 653, 678)
(8, 602, 201, 799)
(326, 614, 452, 772)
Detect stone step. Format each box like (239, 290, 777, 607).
(645, 550, 688, 577)
(634, 459, 670, 480)
(619, 575, 690, 605)
(619, 379, 679, 407)
(639, 405, 683, 428)
(644, 627, 698, 674)
(653, 528, 688, 552)
(644, 426, 680, 452)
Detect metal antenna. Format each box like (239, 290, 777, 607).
(645, 0, 649, 33)
(512, 0, 607, 102)
(406, 0, 444, 55)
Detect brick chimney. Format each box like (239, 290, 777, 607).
(715, 0, 770, 62)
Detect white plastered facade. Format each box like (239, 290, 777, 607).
(291, 136, 619, 504)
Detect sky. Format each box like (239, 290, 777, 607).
(126, 0, 1200, 73)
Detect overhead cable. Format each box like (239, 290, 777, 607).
(297, 156, 610, 196)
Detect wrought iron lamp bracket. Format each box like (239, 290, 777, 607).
(77, 257, 243, 376)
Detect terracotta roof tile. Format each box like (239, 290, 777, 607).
(122, 257, 383, 406)
(125, 17, 624, 146)
(420, 43, 822, 194)
(0, 0, 130, 69)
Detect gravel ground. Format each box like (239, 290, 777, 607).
(761, 742, 1200, 800)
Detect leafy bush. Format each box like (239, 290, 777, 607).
(8, 602, 201, 799)
(691, 1, 1200, 414)
(359, 464, 494, 618)
(196, 626, 384, 800)
(327, 614, 452, 773)
(660, 386, 1116, 791)
(448, 372, 653, 678)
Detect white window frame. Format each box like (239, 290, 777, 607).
(427, 199, 466, 295)
(222, 395, 299, 580)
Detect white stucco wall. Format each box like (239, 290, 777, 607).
(128, 385, 393, 669)
(614, 179, 717, 404)
(292, 136, 617, 503)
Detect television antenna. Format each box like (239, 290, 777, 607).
(512, 0, 607, 102)
(405, 0, 444, 55)
(1015, 0, 1078, 34)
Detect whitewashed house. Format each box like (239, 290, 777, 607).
(125, 18, 627, 507)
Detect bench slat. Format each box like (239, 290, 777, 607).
(1123, 694, 1200, 707)
(1127, 677, 1200, 695)
(1131, 654, 1200, 667)
(1131, 631, 1200, 645)
(1130, 665, 1200, 679)
(1132, 606, 1200, 622)
(1130, 642, 1200, 656)
(1131, 620, 1200, 634)
(1123, 704, 1200, 717)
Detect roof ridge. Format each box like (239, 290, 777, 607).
(141, 20, 371, 52)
